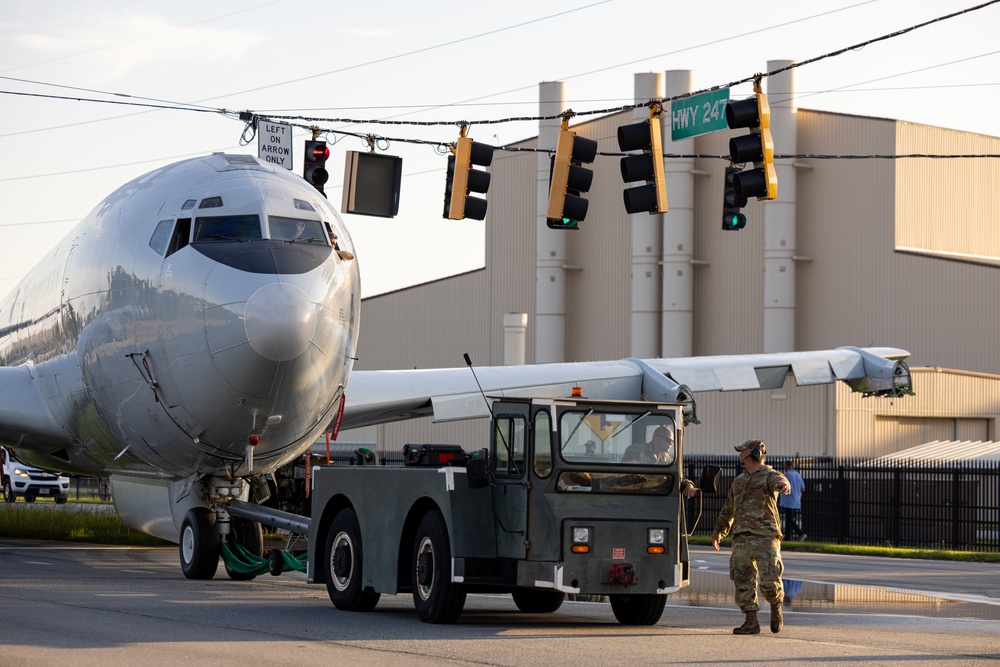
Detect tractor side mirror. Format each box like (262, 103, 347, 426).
(699, 465, 721, 494)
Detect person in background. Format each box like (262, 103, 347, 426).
(779, 460, 806, 541)
(711, 439, 790, 635)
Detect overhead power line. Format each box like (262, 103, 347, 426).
(0, 0, 998, 177)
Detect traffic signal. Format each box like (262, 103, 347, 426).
(725, 78, 777, 201)
(617, 105, 667, 215)
(303, 140, 330, 196)
(546, 121, 599, 230)
(443, 128, 494, 221)
(722, 166, 747, 231)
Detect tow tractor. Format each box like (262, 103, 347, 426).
(228, 395, 715, 625)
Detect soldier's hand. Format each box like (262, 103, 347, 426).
(777, 480, 790, 494)
(711, 536, 721, 551)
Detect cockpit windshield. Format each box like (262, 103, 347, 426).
(269, 216, 329, 244)
(192, 215, 263, 243)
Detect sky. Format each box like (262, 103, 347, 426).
(1, 0, 998, 299)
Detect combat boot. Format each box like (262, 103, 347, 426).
(770, 603, 783, 633)
(733, 611, 760, 635)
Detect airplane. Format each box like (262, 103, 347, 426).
(0, 152, 913, 579)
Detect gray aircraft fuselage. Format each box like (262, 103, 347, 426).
(0, 153, 359, 483)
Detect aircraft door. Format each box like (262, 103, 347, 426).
(491, 404, 529, 560)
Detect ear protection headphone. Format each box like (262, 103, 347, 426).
(747, 439, 764, 461)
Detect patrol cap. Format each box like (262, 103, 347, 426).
(735, 438, 765, 454)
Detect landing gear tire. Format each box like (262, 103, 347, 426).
(180, 508, 220, 580)
(325, 508, 380, 611)
(3, 480, 14, 503)
(225, 516, 263, 581)
(412, 510, 466, 624)
(609, 593, 667, 625)
(511, 589, 566, 613)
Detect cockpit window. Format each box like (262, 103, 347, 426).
(149, 220, 173, 255)
(293, 199, 315, 211)
(269, 216, 328, 244)
(199, 196, 224, 209)
(192, 215, 262, 243)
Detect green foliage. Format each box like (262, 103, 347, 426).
(0, 503, 171, 545)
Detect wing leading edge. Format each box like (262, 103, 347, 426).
(342, 346, 912, 429)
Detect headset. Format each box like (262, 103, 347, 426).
(739, 439, 764, 462)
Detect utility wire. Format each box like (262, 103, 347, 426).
(1, 0, 998, 175)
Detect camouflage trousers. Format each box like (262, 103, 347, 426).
(729, 534, 784, 613)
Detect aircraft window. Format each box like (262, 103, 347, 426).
(293, 199, 315, 211)
(149, 220, 173, 255)
(269, 216, 328, 244)
(181, 199, 197, 210)
(198, 196, 224, 209)
(192, 215, 262, 243)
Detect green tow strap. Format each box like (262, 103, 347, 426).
(220, 538, 308, 576)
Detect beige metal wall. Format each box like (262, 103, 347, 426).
(795, 110, 1000, 374)
(682, 383, 834, 458)
(896, 123, 1000, 259)
(836, 367, 1000, 458)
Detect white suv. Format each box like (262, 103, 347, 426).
(1, 446, 70, 504)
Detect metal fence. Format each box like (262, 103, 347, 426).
(684, 456, 1000, 553)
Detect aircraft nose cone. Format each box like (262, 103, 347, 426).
(244, 283, 317, 361)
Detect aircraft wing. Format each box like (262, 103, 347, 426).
(341, 346, 912, 429)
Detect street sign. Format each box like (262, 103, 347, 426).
(258, 121, 293, 170)
(670, 89, 730, 141)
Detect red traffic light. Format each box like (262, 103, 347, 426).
(304, 140, 330, 194)
(308, 142, 330, 163)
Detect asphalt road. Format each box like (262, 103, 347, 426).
(0, 541, 997, 666)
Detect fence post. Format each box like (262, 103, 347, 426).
(892, 467, 902, 548)
(838, 464, 847, 544)
(951, 467, 962, 550)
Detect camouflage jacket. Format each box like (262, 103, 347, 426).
(712, 464, 787, 540)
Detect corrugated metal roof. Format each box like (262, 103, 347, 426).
(871, 440, 1000, 464)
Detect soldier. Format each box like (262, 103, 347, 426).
(711, 439, 791, 635)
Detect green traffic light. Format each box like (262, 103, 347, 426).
(546, 217, 579, 230)
(725, 213, 747, 231)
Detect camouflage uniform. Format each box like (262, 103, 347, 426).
(712, 464, 787, 613)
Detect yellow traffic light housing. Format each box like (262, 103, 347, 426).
(617, 103, 668, 215)
(725, 78, 777, 201)
(546, 117, 598, 229)
(443, 125, 494, 221)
